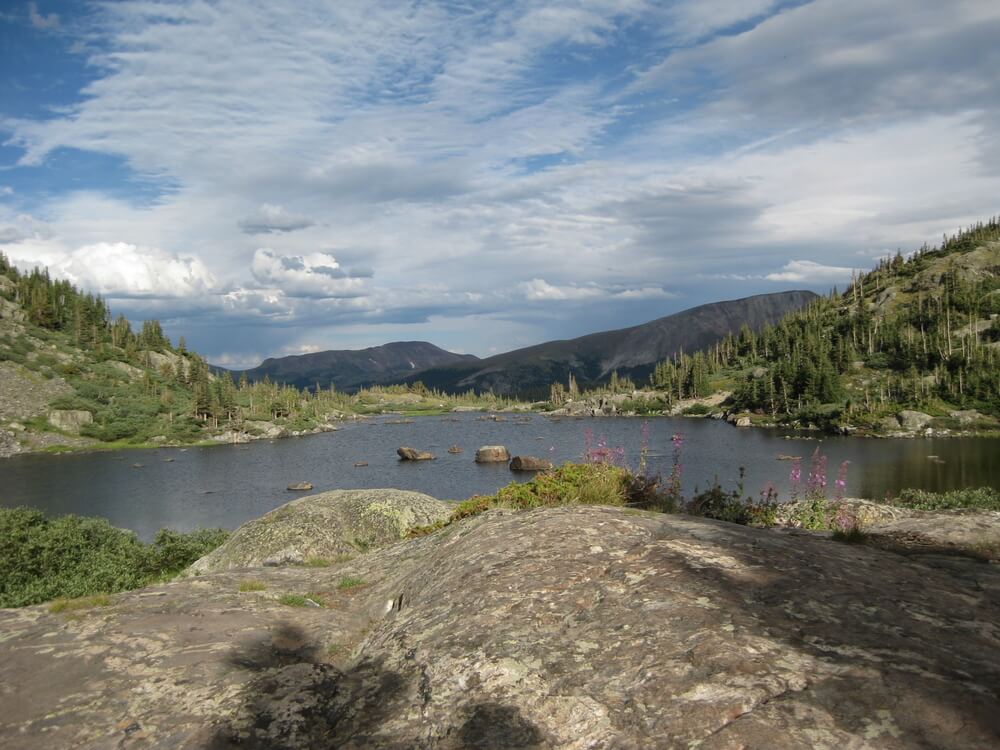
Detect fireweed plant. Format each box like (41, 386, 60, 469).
(574, 424, 862, 536)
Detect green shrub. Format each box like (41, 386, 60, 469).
(143, 528, 230, 579)
(0, 507, 228, 608)
(889, 487, 1000, 512)
(336, 576, 365, 590)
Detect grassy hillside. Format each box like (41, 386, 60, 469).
(646, 219, 1000, 432)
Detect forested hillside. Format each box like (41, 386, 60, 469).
(0, 255, 506, 454)
(647, 219, 1000, 431)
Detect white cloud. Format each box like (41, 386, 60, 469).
(28, 2, 59, 30)
(766, 260, 857, 283)
(0, 187, 13, 196)
(517, 278, 606, 302)
(52, 242, 217, 298)
(250, 248, 369, 299)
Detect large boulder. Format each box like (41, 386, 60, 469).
(898, 410, 934, 431)
(187, 489, 451, 573)
(2, 505, 998, 748)
(509, 455, 553, 472)
(475, 445, 510, 463)
(47, 409, 93, 435)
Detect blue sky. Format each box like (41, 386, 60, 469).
(2, 1, 999, 367)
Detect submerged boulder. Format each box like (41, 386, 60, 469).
(187, 489, 451, 574)
(397, 446, 435, 461)
(2, 504, 998, 748)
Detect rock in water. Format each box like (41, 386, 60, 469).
(397, 446, 435, 461)
(447, 445, 463, 454)
(509, 455, 553, 472)
(286, 482, 314, 491)
(2, 505, 998, 748)
(475, 445, 510, 463)
(188, 488, 451, 573)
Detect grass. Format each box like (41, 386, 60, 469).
(48, 593, 111, 613)
(832, 527, 869, 544)
(888, 487, 1000, 512)
(279, 592, 329, 607)
(336, 576, 365, 590)
(326, 643, 346, 658)
(238, 580, 266, 592)
(409, 462, 671, 538)
(303, 557, 332, 567)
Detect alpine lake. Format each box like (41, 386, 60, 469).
(1, 413, 998, 540)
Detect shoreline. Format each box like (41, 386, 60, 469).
(4, 405, 1000, 460)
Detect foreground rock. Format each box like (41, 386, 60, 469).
(2, 504, 998, 748)
(474, 444, 510, 462)
(188, 489, 451, 573)
(396, 446, 435, 461)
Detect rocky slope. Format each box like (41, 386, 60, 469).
(406, 291, 817, 397)
(1, 497, 998, 748)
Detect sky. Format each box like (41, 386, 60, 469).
(1, 1, 999, 368)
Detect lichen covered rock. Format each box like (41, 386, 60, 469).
(187, 489, 451, 573)
(1, 505, 998, 748)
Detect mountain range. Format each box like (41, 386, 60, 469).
(222, 290, 818, 396)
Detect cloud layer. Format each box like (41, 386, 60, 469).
(1, 0, 998, 366)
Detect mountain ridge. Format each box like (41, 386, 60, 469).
(402, 290, 818, 397)
(221, 341, 479, 392)
(220, 290, 818, 396)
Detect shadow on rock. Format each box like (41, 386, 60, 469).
(458, 702, 545, 749)
(202, 623, 413, 750)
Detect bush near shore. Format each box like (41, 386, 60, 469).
(0, 508, 227, 608)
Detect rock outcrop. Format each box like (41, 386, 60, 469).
(474, 445, 510, 463)
(397, 446, 435, 461)
(0, 429, 20, 458)
(2, 504, 998, 748)
(47, 409, 93, 434)
(898, 410, 933, 431)
(188, 489, 451, 574)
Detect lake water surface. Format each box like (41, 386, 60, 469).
(1, 414, 997, 539)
